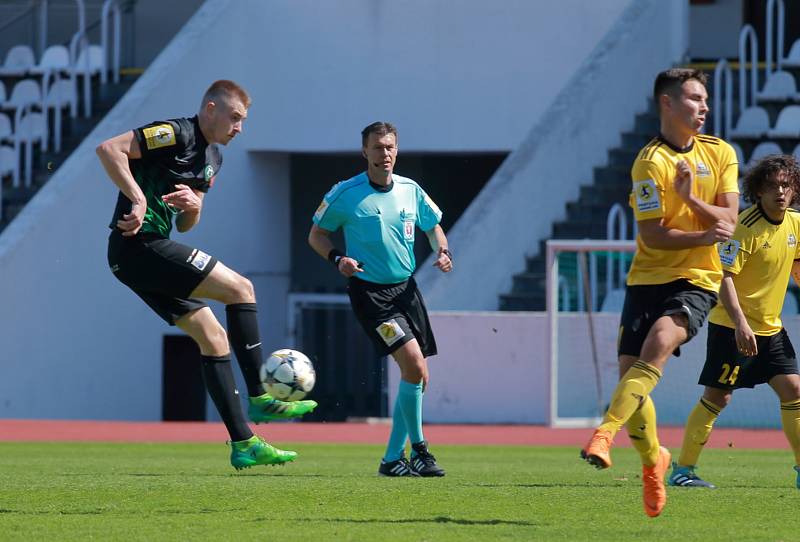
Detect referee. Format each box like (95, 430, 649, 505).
(309, 121, 452, 477)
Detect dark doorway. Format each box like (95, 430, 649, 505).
(162, 335, 206, 421)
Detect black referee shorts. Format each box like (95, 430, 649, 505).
(347, 276, 437, 358)
(107, 230, 218, 325)
(700, 323, 799, 390)
(618, 279, 717, 358)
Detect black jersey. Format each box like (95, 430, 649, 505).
(109, 115, 223, 238)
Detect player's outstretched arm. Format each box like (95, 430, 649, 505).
(638, 218, 734, 250)
(719, 271, 757, 356)
(96, 130, 146, 236)
(425, 225, 452, 273)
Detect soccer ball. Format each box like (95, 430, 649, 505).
(259, 349, 316, 401)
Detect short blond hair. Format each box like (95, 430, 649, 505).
(201, 80, 251, 109)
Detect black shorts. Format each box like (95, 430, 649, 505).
(618, 279, 717, 358)
(700, 323, 799, 390)
(347, 276, 437, 357)
(107, 230, 218, 325)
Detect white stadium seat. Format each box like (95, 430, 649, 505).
(28, 45, 71, 76)
(783, 39, 800, 68)
(767, 105, 800, 138)
(731, 106, 770, 139)
(747, 141, 783, 169)
(74, 45, 104, 76)
(0, 45, 35, 76)
(757, 71, 800, 102)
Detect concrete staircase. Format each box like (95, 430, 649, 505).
(498, 107, 659, 311)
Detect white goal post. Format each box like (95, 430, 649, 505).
(546, 239, 635, 428)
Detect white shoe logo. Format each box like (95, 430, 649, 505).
(245, 342, 262, 351)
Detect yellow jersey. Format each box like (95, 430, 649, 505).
(709, 206, 800, 335)
(627, 134, 739, 291)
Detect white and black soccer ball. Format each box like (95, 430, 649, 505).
(259, 349, 316, 401)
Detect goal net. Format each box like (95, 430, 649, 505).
(546, 239, 784, 429)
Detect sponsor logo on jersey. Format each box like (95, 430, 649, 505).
(375, 319, 405, 347)
(186, 249, 212, 271)
(634, 179, 659, 212)
(204, 165, 214, 181)
(143, 124, 176, 150)
(762, 240, 772, 249)
(696, 161, 711, 177)
(719, 239, 740, 267)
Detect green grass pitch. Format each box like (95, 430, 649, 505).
(0, 442, 796, 541)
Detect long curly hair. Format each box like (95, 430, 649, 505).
(741, 154, 800, 205)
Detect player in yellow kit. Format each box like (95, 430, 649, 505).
(580, 68, 739, 517)
(668, 154, 800, 490)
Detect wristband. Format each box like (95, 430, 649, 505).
(441, 248, 453, 262)
(327, 248, 345, 267)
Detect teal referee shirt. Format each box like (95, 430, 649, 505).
(313, 172, 443, 284)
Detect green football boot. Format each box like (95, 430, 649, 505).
(248, 392, 318, 423)
(230, 435, 297, 470)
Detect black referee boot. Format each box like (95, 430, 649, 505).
(410, 440, 446, 477)
(378, 455, 420, 477)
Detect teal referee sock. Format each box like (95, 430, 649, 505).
(383, 393, 408, 462)
(397, 379, 424, 445)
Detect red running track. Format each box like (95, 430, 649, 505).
(0, 420, 788, 449)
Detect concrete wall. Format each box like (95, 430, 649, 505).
(416, 0, 690, 311)
(688, 0, 743, 60)
(387, 312, 787, 428)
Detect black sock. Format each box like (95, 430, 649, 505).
(200, 355, 253, 442)
(226, 303, 266, 397)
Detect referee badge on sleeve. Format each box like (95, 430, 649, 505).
(314, 199, 329, 221)
(718, 239, 740, 267)
(376, 319, 405, 347)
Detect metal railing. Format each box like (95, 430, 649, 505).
(713, 58, 733, 139)
(738, 24, 759, 115)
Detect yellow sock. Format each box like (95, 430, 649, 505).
(625, 395, 660, 466)
(598, 361, 662, 436)
(677, 398, 721, 466)
(780, 399, 800, 466)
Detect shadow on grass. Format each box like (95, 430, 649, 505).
(256, 516, 538, 527)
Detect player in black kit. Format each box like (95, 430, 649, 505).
(97, 80, 316, 470)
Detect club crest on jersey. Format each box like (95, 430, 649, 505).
(143, 124, 176, 149)
(789, 234, 797, 247)
(634, 179, 659, 212)
(375, 319, 405, 347)
(718, 239, 739, 266)
(695, 161, 711, 177)
(404, 220, 414, 240)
